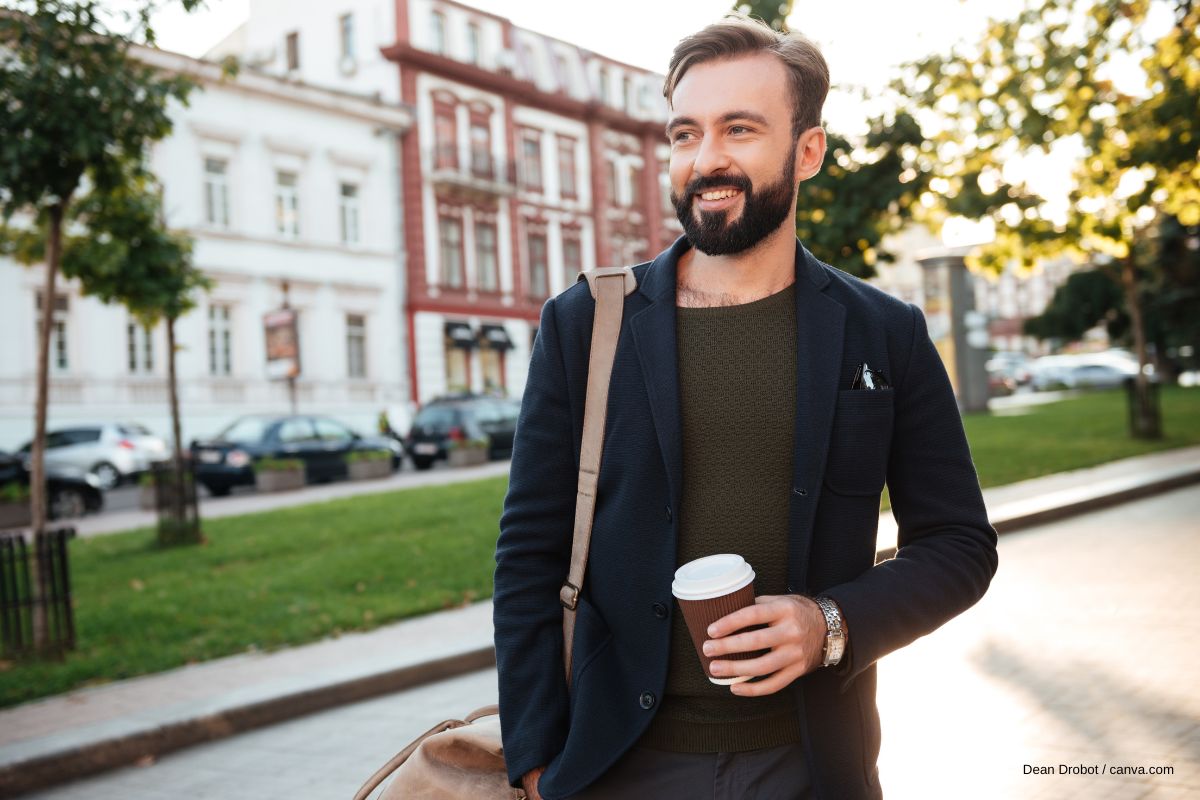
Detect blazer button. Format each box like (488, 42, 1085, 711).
(639, 691, 656, 710)
(793, 487, 808, 497)
(652, 602, 667, 619)
(665, 505, 673, 522)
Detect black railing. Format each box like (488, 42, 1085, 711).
(0, 526, 76, 659)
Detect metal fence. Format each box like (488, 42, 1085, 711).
(0, 526, 76, 659)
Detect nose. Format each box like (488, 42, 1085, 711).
(691, 132, 732, 181)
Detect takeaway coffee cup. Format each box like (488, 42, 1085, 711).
(671, 554, 760, 685)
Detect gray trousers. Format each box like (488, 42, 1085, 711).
(563, 742, 813, 799)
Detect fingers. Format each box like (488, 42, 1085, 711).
(707, 595, 789, 638)
(710, 647, 790, 680)
(730, 662, 806, 697)
(703, 624, 783, 658)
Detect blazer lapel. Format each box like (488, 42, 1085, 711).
(788, 241, 846, 590)
(630, 237, 689, 512)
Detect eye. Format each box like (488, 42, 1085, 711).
(672, 131, 694, 143)
(729, 125, 750, 135)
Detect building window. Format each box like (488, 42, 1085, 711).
(346, 314, 367, 379)
(623, 76, 634, 113)
(521, 130, 542, 191)
(480, 347, 503, 394)
(208, 304, 232, 376)
(598, 66, 609, 104)
(339, 182, 360, 245)
(476, 222, 499, 292)
(528, 232, 548, 297)
(286, 31, 300, 71)
(434, 110, 457, 169)
(562, 234, 582, 288)
(466, 22, 481, 65)
(630, 165, 643, 208)
(553, 53, 570, 92)
(606, 161, 619, 206)
(439, 216, 464, 288)
(203, 157, 230, 228)
(275, 170, 300, 237)
(557, 137, 577, 199)
(430, 11, 446, 55)
(470, 122, 491, 177)
(36, 293, 69, 372)
(339, 13, 354, 61)
(126, 321, 154, 374)
(660, 165, 673, 214)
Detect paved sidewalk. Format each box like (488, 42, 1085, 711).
(19, 484, 1200, 800)
(2, 446, 1197, 795)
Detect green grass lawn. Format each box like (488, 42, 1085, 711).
(1, 386, 1197, 708)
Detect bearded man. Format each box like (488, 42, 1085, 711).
(493, 15, 998, 800)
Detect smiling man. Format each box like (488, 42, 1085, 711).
(493, 15, 998, 800)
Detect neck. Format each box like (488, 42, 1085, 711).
(676, 224, 797, 307)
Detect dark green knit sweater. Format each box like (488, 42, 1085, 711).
(639, 282, 801, 753)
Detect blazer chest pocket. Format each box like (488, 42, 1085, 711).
(823, 389, 894, 497)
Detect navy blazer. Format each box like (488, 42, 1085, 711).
(493, 236, 998, 800)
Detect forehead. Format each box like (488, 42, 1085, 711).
(669, 52, 790, 125)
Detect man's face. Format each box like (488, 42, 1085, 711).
(666, 53, 802, 256)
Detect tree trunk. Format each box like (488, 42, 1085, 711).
(29, 204, 64, 649)
(161, 315, 198, 544)
(1120, 256, 1161, 439)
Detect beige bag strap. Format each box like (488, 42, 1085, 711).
(559, 266, 637, 686)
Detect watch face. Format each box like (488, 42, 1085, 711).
(825, 636, 845, 666)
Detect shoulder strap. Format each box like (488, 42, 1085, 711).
(560, 266, 637, 687)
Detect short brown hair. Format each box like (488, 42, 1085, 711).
(663, 15, 830, 138)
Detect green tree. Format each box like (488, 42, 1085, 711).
(0, 0, 201, 645)
(891, 0, 1198, 437)
(65, 168, 212, 543)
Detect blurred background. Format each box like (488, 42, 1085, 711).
(0, 0, 1196, 798)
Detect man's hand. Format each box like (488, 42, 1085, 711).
(521, 766, 546, 800)
(704, 594, 827, 696)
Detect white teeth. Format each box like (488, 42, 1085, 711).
(699, 189, 740, 201)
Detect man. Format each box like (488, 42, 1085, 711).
(494, 15, 997, 800)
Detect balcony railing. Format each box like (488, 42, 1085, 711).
(427, 148, 518, 194)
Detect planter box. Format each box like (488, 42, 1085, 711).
(348, 459, 391, 481)
(448, 447, 488, 468)
(255, 468, 305, 493)
(0, 501, 31, 530)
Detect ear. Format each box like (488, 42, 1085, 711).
(794, 127, 827, 183)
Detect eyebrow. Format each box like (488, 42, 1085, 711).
(665, 110, 771, 138)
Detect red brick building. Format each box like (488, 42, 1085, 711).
(381, 0, 680, 403)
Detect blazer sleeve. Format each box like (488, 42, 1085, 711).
(822, 303, 999, 692)
(493, 296, 577, 786)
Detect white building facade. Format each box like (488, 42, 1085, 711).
(0, 48, 414, 449)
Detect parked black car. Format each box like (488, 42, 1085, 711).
(405, 395, 520, 471)
(190, 415, 403, 496)
(0, 450, 104, 521)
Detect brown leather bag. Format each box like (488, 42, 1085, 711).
(353, 266, 637, 800)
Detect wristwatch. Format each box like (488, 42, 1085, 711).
(813, 596, 846, 668)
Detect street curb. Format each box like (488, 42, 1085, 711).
(5, 464, 1199, 796)
(0, 646, 496, 798)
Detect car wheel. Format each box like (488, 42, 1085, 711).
(392, 455, 402, 472)
(413, 457, 434, 471)
(49, 488, 87, 520)
(204, 482, 232, 497)
(91, 461, 121, 490)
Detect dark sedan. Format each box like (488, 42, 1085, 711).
(0, 450, 104, 522)
(190, 415, 402, 496)
(405, 395, 520, 470)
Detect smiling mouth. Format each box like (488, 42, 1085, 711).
(697, 188, 742, 201)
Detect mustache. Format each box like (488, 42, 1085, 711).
(683, 173, 752, 196)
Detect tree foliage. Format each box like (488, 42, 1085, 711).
(891, 0, 1199, 273)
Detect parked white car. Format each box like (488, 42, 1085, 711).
(18, 423, 169, 490)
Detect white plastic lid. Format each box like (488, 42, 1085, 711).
(671, 554, 755, 601)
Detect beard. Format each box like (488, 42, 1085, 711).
(670, 147, 798, 256)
